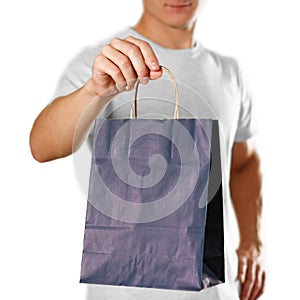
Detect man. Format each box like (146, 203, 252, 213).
(30, 0, 265, 299)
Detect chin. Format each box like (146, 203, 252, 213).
(165, 19, 194, 30)
(161, 12, 196, 29)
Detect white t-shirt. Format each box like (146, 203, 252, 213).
(53, 27, 254, 300)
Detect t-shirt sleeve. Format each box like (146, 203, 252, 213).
(51, 46, 98, 101)
(234, 60, 256, 142)
(50, 45, 100, 150)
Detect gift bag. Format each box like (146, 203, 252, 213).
(79, 67, 224, 291)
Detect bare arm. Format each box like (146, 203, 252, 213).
(29, 81, 110, 162)
(29, 36, 162, 162)
(230, 141, 265, 300)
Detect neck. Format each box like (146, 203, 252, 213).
(134, 12, 196, 49)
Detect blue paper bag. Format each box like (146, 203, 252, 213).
(79, 67, 224, 291)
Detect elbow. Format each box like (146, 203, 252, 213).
(29, 129, 69, 162)
(29, 129, 49, 163)
(30, 149, 47, 163)
(29, 142, 46, 163)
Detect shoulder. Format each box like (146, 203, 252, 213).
(201, 46, 242, 83)
(203, 46, 240, 70)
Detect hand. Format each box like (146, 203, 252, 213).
(86, 36, 163, 96)
(237, 242, 266, 300)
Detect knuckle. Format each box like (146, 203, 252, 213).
(101, 44, 111, 53)
(112, 67, 122, 78)
(111, 37, 121, 45)
(93, 56, 104, 71)
(128, 46, 140, 57)
(94, 54, 104, 65)
(116, 81, 127, 92)
(124, 35, 134, 41)
(248, 257, 255, 265)
(128, 46, 139, 57)
(140, 40, 151, 49)
(119, 57, 131, 69)
(126, 35, 150, 48)
(137, 66, 150, 78)
(94, 54, 101, 65)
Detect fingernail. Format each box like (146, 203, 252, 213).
(140, 77, 149, 85)
(150, 62, 160, 71)
(126, 79, 137, 90)
(116, 82, 126, 92)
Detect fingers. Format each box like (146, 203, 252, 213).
(124, 36, 162, 78)
(240, 259, 256, 300)
(249, 268, 266, 300)
(110, 37, 162, 80)
(108, 39, 149, 87)
(238, 258, 266, 300)
(256, 271, 266, 298)
(92, 54, 127, 94)
(91, 36, 163, 96)
(101, 43, 138, 89)
(237, 243, 265, 300)
(238, 256, 247, 283)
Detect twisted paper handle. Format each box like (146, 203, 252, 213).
(129, 66, 179, 119)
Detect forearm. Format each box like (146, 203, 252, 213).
(230, 150, 263, 249)
(29, 79, 112, 162)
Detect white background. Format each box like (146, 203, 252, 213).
(1, 0, 299, 299)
